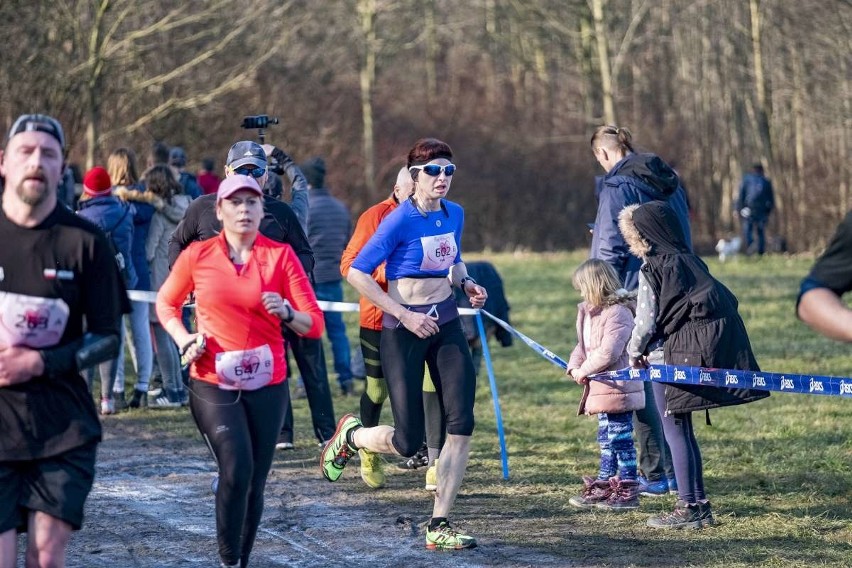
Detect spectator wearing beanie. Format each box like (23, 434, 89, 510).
(77, 166, 137, 414)
(300, 156, 356, 395)
(169, 146, 202, 199)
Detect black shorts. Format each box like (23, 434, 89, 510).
(0, 441, 97, 533)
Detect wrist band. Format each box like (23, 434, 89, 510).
(283, 304, 295, 323)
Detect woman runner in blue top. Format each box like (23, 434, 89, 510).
(320, 138, 487, 551)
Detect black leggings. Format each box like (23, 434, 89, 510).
(651, 382, 705, 504)
(381, 317, 476, 456)
(190, 380, 288, 567)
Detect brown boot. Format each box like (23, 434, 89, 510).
(568, 476, 613, 508)
(596, 477, 640, 510)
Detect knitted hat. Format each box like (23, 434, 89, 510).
(299, 157, 326, 188)
(169, 146, 187, 168)
(83, 166, 112, 197)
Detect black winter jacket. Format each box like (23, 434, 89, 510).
(629, 201, 769, 414)
(167, 193, 314, 277)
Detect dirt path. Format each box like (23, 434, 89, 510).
(45, 417, 573, 568)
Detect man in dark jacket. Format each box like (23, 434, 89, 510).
(737, 164, 774, 255)
(169, 141, 337, 446)
(302, 157, 355, 396)
(589, 125, 692, 497)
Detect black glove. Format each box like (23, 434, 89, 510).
(268, 146, 292, 175)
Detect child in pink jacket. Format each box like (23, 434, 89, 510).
(566, 259, 645, 510)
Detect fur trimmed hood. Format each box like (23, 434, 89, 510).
(114, 186, 165, 211)
(618, 201, 690, 260)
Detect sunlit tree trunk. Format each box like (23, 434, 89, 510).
(590, 0, 615, 124)
(358, 0, 377, 195)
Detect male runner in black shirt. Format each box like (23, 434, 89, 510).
(0, 114, 129, 567)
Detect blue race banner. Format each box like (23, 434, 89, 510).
(481, 309, 852, 399)
(590, 365, 852, 398)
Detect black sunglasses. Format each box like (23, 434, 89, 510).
(232, 165, 266, 178)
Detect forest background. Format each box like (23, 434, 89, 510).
(2, 0, 850, 253)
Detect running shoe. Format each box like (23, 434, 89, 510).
(638, 475, 669, 497)
(425, 521, 477, 551)
(359, 449, 385, 489)
(397, 445, 429, 470)
(320, 413, 361, 482)
(424, 459, 439, 491)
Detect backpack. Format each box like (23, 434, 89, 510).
(104, 205, 132, 285)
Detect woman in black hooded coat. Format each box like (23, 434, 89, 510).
(618, 200, 769, 530)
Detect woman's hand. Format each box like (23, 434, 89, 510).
(464, 281, 488, 309)
(399, 310, 439, 338)
(261, 292, 292, 321)
(629, 355, 649, 368)
(179, 334, 206, 368)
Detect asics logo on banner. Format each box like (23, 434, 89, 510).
(808, 378, 824, 393)
(725, 372, 739, 386)
(650, 368, 661, 380)
(840, 381, 852, 395)
(699, 371, 713, 383)
(629, 369, 641, 379)
(780, 377, 795, 390)
(752, 374, 766, 388)
(673, 369, 687, 381)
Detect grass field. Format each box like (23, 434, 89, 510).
(113, 251, 852, 567)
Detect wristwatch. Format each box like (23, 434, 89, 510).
(282, 304, 295, 323)
(460, 276, 477, 289)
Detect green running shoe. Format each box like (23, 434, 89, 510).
(320, 413, 361, 482)
(359, 449, 385, 489)
(425, 521, 477, 551)
(424, 458, 438, 491)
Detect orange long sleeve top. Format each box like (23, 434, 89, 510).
(340, 195, 398, 331)
(157, 232, 324, 386)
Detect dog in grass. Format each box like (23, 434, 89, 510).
(715, 236, 741, 262)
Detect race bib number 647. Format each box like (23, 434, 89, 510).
(215, 344, 274, 391)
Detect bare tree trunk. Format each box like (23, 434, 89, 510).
(749, 0, 773, 168)
(841, 54, 850, 213)
(84, 0, 111, 169)
(590, 0, 616, 124)
(358, 0, 377, 196)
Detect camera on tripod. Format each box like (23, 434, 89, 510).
(241, 115, 279, 130)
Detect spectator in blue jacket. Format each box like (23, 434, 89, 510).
(737, 163, 774, 255)
(169, 146, 202, 200)
(77, 166, 136, 415)
(111, 147, 159, 409)
(588, 124, 692, 497)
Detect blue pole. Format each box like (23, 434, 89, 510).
(475, 311, 509, 480)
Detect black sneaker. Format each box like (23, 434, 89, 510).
(113, 393, 129, 412)
(128, 388, 148, 409)
(275, 433, 295, 450)
(397, 445, 429, 470)
(698, 501, 716, 527)
(647, 500, 703, 529)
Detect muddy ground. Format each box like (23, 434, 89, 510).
(23, 415, 574, 568)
